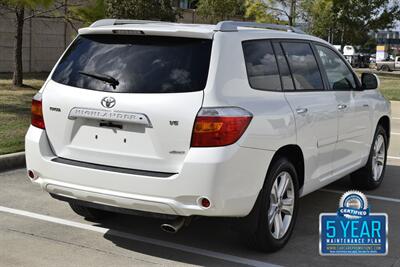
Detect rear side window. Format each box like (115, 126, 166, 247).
(281, 42, 324, 90)
(52, 35, 212, 93)
(242, 40, 281, 91)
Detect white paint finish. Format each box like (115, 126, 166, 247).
(332, 90, 371, 176)
(43, 81, 203, 173)
(284, 91, 338, 183)
(26, 126, 273, 217)
(203, 32, 297, 151)
(0, 206, 280, 267)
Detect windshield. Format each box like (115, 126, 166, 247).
(52, 34, 212, 93)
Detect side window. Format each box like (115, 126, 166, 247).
(273, 43, 295, 90)
(242, 40, 281, 91)
(315, 45, 356, 90)
(281, 42, 324, 90)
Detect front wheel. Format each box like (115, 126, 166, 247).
(351, 125, 387, 190)
(243, 158, 299, 252)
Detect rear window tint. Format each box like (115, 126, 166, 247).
(52, 35, 212, 93)
(281, 42, 324, 90)
(242, 40, 281, 91)
(273, 43, 295, 90)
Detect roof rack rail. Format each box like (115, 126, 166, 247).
(215, 21, 305, 34)
(90, 19, 165, 28)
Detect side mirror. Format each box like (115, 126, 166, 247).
(361, 72, 379, 90)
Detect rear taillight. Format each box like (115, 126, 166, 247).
(31, 93, 45, 129)
(191, 107, 252, 147)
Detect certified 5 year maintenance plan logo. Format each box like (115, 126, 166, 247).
(319, 190, 388, 255)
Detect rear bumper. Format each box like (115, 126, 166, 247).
(25, 126, 273, 217)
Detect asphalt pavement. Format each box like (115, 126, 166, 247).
(1, 103, 400, 267)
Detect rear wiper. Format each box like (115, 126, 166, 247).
(79, 71, 119, 89)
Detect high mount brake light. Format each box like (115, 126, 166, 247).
(31, 93, 45, 129)
(191, 107, 252, 147)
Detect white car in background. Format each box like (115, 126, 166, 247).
(25, 20, 390, 252)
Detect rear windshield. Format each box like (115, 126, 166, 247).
(52, 34, 212, 93)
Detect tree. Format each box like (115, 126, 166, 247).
(196, 0, 245, 24)
(105, 0, 178, 22)
(267, 0, 299, 26)
(0, 0, 72, 87)
(302, 0, 400, 47)
(301, 0, 334, 40)
(244, 0, 299, 26)
(244, 0, 279, 23)
(70, 0, 105, 26)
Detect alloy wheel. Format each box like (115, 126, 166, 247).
(268, 171, 295, 239)
(372, 134, 385, 181)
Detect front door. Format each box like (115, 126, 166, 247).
(314, 44, 371, 176)
(279, 41, 338, 182)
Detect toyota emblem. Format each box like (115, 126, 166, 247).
(101, 96, 116, 108)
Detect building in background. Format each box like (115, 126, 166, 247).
(0, 7, 78, 73)
(375, 30, 400, 61)
(176, 0, 198, 9)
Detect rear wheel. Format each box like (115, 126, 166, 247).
(242, 158, 299, 252)
(69, 203, 114, 221)
(351, 125, 387, 190)
(381, 65, 390, 72)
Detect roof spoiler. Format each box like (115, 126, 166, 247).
(90, 19, 165, 27)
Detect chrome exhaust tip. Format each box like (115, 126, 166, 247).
(160, 217, 186, 234)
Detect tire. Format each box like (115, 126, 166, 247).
(242, 158, 299, 252)
(351, 125, 387, 190)
(69, 202, 114, 221)
(381, 65, 390, 72)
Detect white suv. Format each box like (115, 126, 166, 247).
(25, 20, 390, 252)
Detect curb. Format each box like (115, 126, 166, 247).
(0, 152, 26, 172)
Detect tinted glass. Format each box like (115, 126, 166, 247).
(52, 35, 212, 93)
(242, 40, 281, 91)
(281, 42, 324, 90)
(316, 45, 356, 90)
(273, 43, 295, 90)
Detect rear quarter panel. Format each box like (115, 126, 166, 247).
(203, 32, 297, 151)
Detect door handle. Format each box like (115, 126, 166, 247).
(337, 104, 347, 110)
(362, 104, 369, 108)
(296, 108, 308, 115)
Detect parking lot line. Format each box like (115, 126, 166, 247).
(388, 156, 400, 160)
(0, 206, 279, 267)
(391, 132, 400, 135)
(321, 189, 400, 204)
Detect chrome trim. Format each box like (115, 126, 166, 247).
(68, 107, 152, 127)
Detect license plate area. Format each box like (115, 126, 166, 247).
(68, 121, 157, 156)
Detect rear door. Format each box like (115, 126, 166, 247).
(279, 41, 338, 182)
(43, 34, 212, 173)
